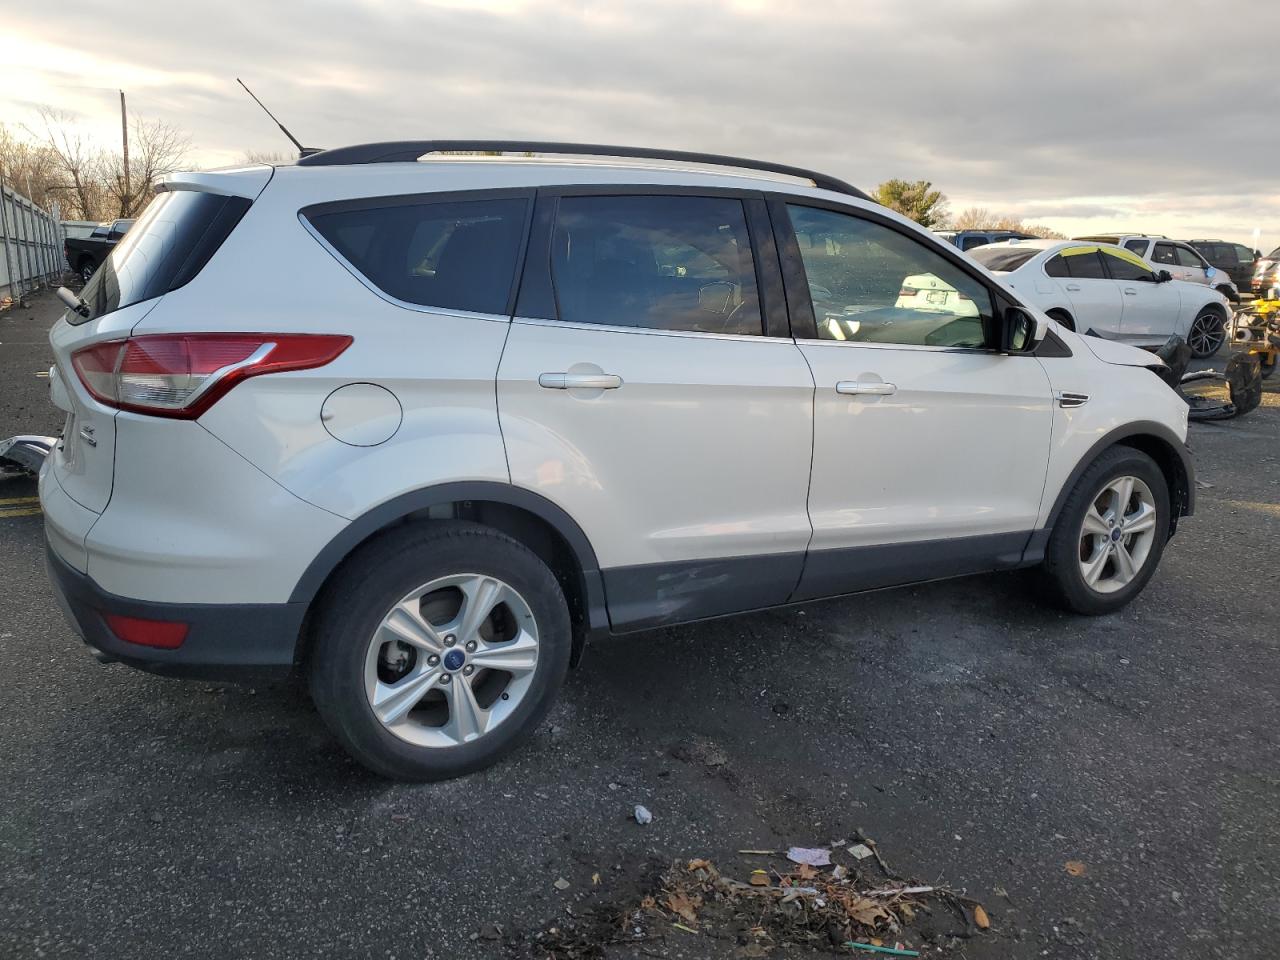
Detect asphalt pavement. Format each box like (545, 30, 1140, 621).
(1, 287, 1277, 959)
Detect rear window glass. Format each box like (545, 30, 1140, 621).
(75, 190, 250, 323)
(968, 246, 1038, 272)
(307, 197, 529, 316)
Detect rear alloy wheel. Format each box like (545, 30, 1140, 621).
(309, 522, 571, 781)
(1187, 309, 1226, 358)
(1041, 446, 1170, 615)
(79, 262, 94, 284)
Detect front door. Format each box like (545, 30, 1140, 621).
(773, 201, 1053, 600)
(1098, 246, 1183, 341)
(498, 190, 815, 630)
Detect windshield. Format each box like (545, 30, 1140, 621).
(968, 246, 1039, 272)
(74, 190, 250, 323)
(1267, 247, 1280, 260)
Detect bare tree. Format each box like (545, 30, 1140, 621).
(31, 106, 109, 220)
(240, 149, 290, 165)
(951, 205, 1064, 239)
(107, 117, 191, 217)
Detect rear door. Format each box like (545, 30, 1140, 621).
(773, 199, 1052, 599)
(1045, 247, 1124, 335)
(498, 189, 815, 631)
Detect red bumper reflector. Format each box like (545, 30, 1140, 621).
(103, 613, 190, 649)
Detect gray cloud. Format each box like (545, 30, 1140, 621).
(7, 0, 1279, 234)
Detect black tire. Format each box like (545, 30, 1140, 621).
(1047, 309, 1076, 332)
(308, 521, 572, 781)
(1040, 446, 1171, 616)
(1187, 307, 1226, 358)
(1261, 353, 1277, 380)
(78, 260, 95, 283)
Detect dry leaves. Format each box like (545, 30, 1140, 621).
(664, 890, 701, 925)
(973, 904, 991, 929)
(1064, 860, 1088, 877)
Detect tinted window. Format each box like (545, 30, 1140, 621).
(1045, 255, 1069, 278)
(1064, 251, 1108, 279)
(1233, 244, 1254, 263)
(1102, 250, 1155, 282)
(787, 204, 993, 348)
(969, 246, 1039, 272)
(1151, 243, 1178, 265)
(75, 190, 251, 324)
(1196, 243, 1229, 264)
(551, 195, 761, 335)
(961, 235, 989, 250)
(308, 197, 527, 315)
(1175, 245, 1205, 268)
(1124, 239, 1149, 255)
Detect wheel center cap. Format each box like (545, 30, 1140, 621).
(443, 649, 466, 671)
(1110, 528, 1122, 542)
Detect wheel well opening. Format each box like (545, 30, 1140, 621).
(1115, 435, 1190, 533)
(1046, 308, 1075, 331)
(296, 499, 592, 668)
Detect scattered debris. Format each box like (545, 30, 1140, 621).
(848, 843, 875, 860)
(749, 869, 770, 887)
(846, 942, 921, 956)
(1064, 860, 1087, 877)
(738, 848, 777, 855)
(553, 877, 571, 891)
(787, 846, 832, 867)
(973, 904, 990, 929)
(633, 804, 653, 825)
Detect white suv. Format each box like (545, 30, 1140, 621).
(41, 142, 1195, 780)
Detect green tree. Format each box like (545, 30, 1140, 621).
(874, 179, 950, 229)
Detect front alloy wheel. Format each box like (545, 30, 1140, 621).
(1077, 476, 1158, 594)
(1187, 310, 1225, 358)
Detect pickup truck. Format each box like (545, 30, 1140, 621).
(64, 218, 134, 282)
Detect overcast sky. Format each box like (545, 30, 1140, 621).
(3, 0, 1277, 248)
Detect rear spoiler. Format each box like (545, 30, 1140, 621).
(156, 166, 274, 200)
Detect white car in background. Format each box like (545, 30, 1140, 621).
(970, 240, 1232, 357)
(1073, 234, 1240, 304)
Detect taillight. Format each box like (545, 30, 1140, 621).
(71, 333, 352, 419)
(103, 613, 189, 649)
(899, 285, 919, 297)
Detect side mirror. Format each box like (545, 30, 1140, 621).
(1156, 269, 1173, 283)
(1000, 306, 1041, 353)
(56, 286, 90, 318)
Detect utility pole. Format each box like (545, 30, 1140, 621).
(120, 90, 130, 216)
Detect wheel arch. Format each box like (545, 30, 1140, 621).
(1033, 421, 1195, 560)
(1045, 306, 1076, 331)
(290, 482, 609, 666)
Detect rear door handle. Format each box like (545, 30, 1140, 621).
(538, 372, 623, 390)
(1065, 283, 1082, 292)
(1123, 288, 1138, 296)
(836, 380, 897, 396)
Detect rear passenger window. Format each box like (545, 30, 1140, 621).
(551, 195, 762, 335)
(307, 197, 529, 315)
(1063, 251, 1108, 279)
(1151, 243, 1178, 265)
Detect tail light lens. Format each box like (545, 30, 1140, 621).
(71, 333, 352, 419)
(103, 613, 189, 649)
(898, 285, 919, 297)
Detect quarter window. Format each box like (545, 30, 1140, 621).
(307, 196, 529, 315)
(1124, 239, 1149, 255)
(786, 204, 993, 348)
(550, 195, 762, 335)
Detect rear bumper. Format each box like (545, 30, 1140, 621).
(46, 539, 304, 680)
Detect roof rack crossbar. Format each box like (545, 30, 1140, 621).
(296, 140, 870, 200)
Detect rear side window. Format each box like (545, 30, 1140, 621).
(307, 197, 529, 316)
(1151, 243, 1178, 265)
(550, 195, 762, 335)
(76, 190, 250, 324)
(1061, 250, 1108, 279)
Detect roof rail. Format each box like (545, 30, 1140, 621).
(295, 140, 871, 200)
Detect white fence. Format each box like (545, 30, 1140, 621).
(0, 181, 65, 302)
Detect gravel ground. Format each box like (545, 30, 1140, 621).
(1, 287, 1277, 959)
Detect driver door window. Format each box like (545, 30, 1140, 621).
(551, 195, 762, 336)
(785, 204, 993, 348)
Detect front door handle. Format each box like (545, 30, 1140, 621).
(836, 380, 897, 396)
(538, 372, 623, 390)
(1065, 283, 1082, 292)
(1123, 288, 1138, 296)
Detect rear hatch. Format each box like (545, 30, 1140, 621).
(47, 168, 270, 513)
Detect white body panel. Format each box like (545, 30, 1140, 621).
(498, 319, 815, 568)
(799, 341, 1053, 547)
